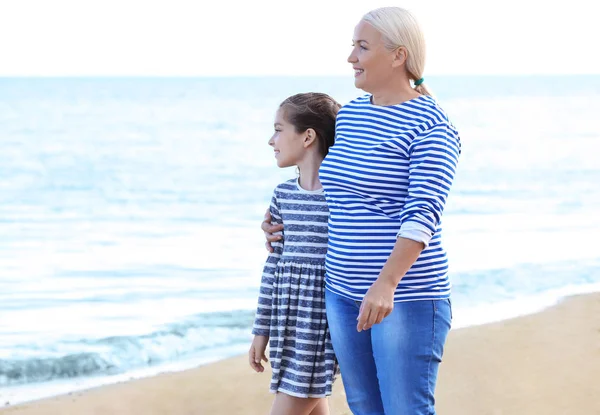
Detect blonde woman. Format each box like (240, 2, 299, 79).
(263, 7, 461, 415)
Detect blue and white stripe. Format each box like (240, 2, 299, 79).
(319, 94, 461, 302)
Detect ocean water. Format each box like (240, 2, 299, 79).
(1, 76, 599, 404)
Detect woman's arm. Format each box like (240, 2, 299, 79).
(357, 123, 461, 331)
(261, 210, 284, 253)
(356, 237, 423, 331)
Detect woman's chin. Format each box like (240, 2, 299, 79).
(353, 77, 367, 91)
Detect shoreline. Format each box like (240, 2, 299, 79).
(3, 274, 600, 407)
(2, 292, 599, 414)
(0, 345, 251, 408)
(2, 283, 597, 406)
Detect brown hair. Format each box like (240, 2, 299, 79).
(279, 93, 341, 157)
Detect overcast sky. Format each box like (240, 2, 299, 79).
(1, 0, 598, 76)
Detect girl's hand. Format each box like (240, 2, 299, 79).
(249, 335, 269, 372)
(261, 209, 284, 252)
(356, 279, 396, 332)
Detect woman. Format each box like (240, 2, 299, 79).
(263, 7, 461, 415)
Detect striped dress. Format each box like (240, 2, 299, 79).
(252, 178, 337, 398)
(319, 94, 461, 302)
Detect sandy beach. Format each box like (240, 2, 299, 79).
(2, 293, 599, 415)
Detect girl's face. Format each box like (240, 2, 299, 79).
(268, 109, 307, 168)
(347, 20, 400, 93)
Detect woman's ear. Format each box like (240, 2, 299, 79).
(303, 128, 317, 148)
(392, 46, 408, 68)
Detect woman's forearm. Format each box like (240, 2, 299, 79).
(377, 237, 424, 288)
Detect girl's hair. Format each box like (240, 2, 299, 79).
(279, 93, 341, 157)
(362, 7, 432, 96)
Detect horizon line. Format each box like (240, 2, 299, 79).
(1, 73, 599, 79)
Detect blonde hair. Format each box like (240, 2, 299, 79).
(362, 7, 432, 96)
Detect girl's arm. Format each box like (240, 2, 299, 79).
(252, 191, 284, 336)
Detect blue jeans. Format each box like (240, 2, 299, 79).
(325, 290, 452, 415)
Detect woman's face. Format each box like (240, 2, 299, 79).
(347, 20, 396, 93)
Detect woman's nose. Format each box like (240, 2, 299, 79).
(348, 49, 357, 63)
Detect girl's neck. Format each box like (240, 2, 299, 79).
(297, 159, 323, 191)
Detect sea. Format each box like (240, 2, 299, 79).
(1, 75, 599, 405)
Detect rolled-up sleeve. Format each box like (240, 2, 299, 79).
(398, 122, 461, 247)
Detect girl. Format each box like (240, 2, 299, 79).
(249, 93, 341, 415)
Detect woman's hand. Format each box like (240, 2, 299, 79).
(261, 209, 284, 252)
(248, 335, 269, 372)
(356, 237, 425, 332)
(356, 278, 396, 332)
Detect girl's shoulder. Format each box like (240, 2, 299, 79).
(272, 178, 326, 202)
(271, 178, 299, 201)
(273, 178, 298, 193)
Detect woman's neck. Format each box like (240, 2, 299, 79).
(370, 76, 420, 106)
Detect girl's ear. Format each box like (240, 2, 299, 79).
(303, 128, 317, 148)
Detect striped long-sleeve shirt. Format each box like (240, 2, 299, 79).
(318, 94, 461, 302)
